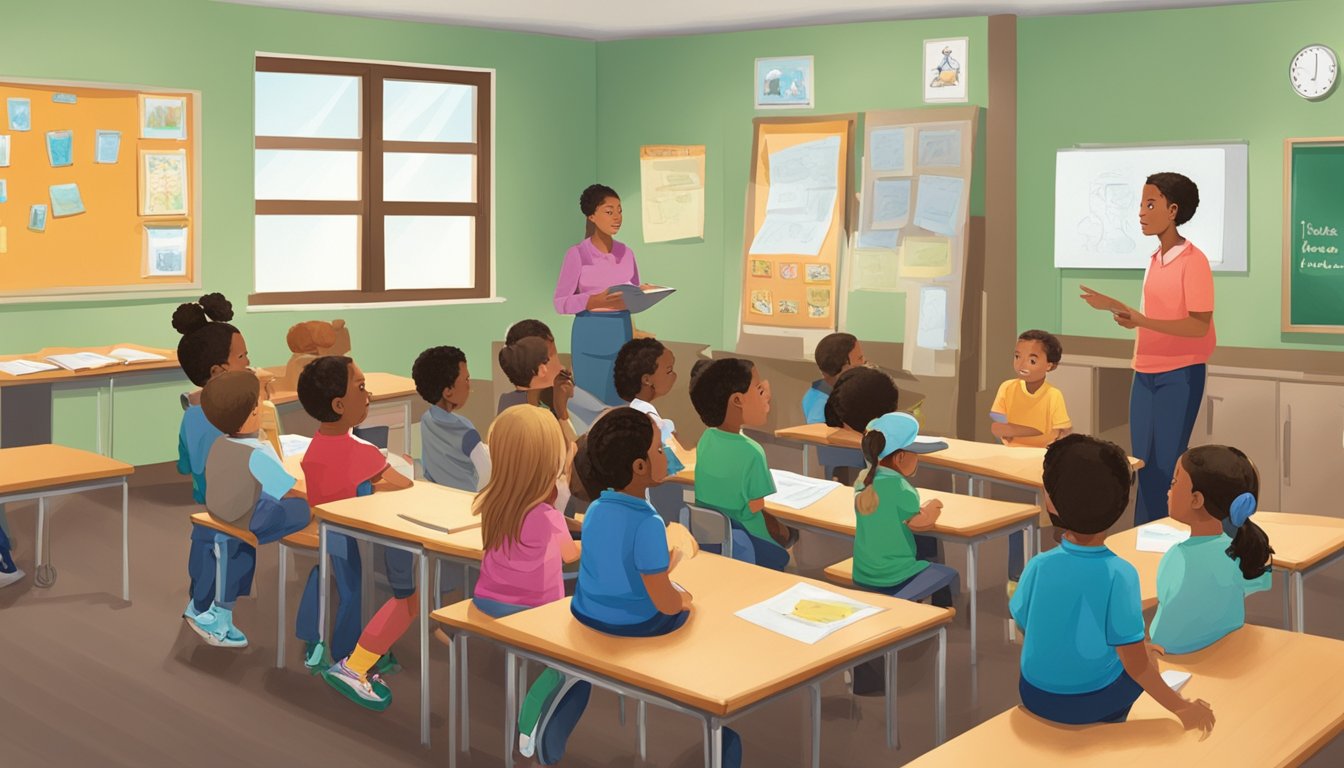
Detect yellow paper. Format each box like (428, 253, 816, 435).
(640, 145, 706, 243)
(0, 226, 6, 254)
(899, 236, 952, 278)
(792, 599, 858, 623)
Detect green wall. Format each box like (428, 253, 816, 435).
(594, 18, 989, 350)
(1018, 0, 1344, 350)
(0, 0, 596, 464)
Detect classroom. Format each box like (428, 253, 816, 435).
(3, 0, 1344, 765)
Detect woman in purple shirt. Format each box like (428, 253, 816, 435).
(554, 184, 644, 405)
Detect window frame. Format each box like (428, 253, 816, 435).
(250, 55, 493, 306)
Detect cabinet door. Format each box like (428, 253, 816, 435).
(1279, 382, 1344, 517)
(1050, 363, 1094, 436)
(1189, 376, 1280, 510)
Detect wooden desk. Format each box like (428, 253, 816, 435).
(270, 371, 419, 455)
(1107, 513, 1344, 632)
(0, 444, 134, 600)
(432, 553, 954, 768)
(0, 344, 180, 453)
(904, 625, 1344, 768)
(310, 481, 480, 747)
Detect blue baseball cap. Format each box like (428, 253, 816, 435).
(865, 412, 948, 459)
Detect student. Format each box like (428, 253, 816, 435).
(567, 408, 735, 765)
(689, 358, 791, 571)
(1010, 434, 1215, 734)
(1148, 445, 1273, 655)
(295, 356, 414, 684)
(613, 337, 686, 474)
(802, 332, 866, 481)
(468, 405, 581, 760)
(498, 336, 578, 444)
(990, 329, 1071, 591)
(192, 371, 312, 647)
(172, 293, 259, 623)
(0, 525, 19, 589)
(413, 345, 491, 492)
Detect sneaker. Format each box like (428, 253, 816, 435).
(183, 600, 206, 621)
(323, 658, 392, 712)
(1006, 579, 1019, 600)
(189, 607, 248, 649)
(0, 567, 24, 589)
(373, 652, 402, 676)
(535, 677, 592, 765)
(304, 641, 331, 674)
(518, 732, 536, 759)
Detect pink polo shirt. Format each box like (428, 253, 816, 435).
(553, 238, 640, 315)
(1132, 241, 1216, 374)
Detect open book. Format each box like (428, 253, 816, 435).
(608, 284, 675, 314)
(0, 359, 60, 376)
(108, 347, 168, 364)
(44, 348, 168, 371)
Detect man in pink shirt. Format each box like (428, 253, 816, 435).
(1082, 172, 1214, 525)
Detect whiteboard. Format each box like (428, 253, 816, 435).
(1053, 143, 1247, 271)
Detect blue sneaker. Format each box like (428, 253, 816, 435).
(536, 677, 592, 765)
(189, 606, 248, 648)
(183, 600, 205, 621)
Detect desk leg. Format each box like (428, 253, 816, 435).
(419, 552, 431, 748)
(638, 699, 647, 762)
(1283, 575, 1291, 630)
(460, 634, 471, 753)
(317, 523, 329, 646)
(619, 694, 626, 726)
(968, 541, 978, 665)
(404, 401, 412, 457)
(505, 650, 517, 768)
(885, 649, 898, 750)
(811, 681, 821, 768)
(710, 719, 724, 768)
(1294, 572, 1305, 633)
(121, 479, 129, 601)
(702, 719, 711, 768)
(277, 543, 288, 669)
(34, 496, 47, 586)
(935, 627, 947, 745)
(448, 632, 458, 768)
(108, 377, 116, 459)
(802, 444, 811, 477)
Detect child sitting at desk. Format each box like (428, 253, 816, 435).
(193, 370, 312, 647)
(469, 404, 581, 760)
(1010, 434, 1214, 734)
(689, 358, 792, 570)
(498, 335, 578, 444)
(413, 345, 490, 492)
(802, 331, 866, 482)
(614, 337, 687, 523)
(1149, 444, 1273, 655)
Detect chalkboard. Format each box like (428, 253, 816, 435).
(1284, 141, 1344, 333)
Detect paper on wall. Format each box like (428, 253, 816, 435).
(869, 126, 912, 175)
(749, 136, 840, 256)
(852, 249, 902, 292)
(898, 236, 952, 279)
(916, 285, 949, 350)
(913, 174, 965, 236)
(640, 145, 706, 243)
(869, 178, 911, 230)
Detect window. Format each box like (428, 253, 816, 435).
(251, 56, 492, 305)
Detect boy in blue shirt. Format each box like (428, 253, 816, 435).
(413, 345, 490, 492)
(1011, 434, 1214, 734)
(801, 333, 866, 482)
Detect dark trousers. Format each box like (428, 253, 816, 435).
(1019, 671, 1144, 725)
(1131, 364, 1206, 525)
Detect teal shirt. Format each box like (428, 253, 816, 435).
(1149, 533, 1272, 654)
(693, 428, 776, 541)
(852, 468, 930, 588)
(1010, 539, 1146, 694)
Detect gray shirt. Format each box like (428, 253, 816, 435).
(421, 405, 483, 492)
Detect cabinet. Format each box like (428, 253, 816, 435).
(1279, 382, 1344, 518)
(1188, 375, 1280, 510)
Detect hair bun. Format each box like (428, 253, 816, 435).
(198, 292, 235, 322)
(171, 301, 208, 336)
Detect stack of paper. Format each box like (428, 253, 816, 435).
(45, 352, 121, 371)
(278, 434, 312, 458)
(1136, 523, 1191, 554)
(736, 583, 883, 644)
(109, 347, 168, 363)
(766, 469, 840, 510)
(0, 359, 60, 376)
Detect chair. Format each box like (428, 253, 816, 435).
(823, 557, 959, 605)
(679, 503, 734, 560)
(257, 400, 284, 458)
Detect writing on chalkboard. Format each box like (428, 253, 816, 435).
(1300, 220, 1343, 272)
(1286, 141, 1344, 331)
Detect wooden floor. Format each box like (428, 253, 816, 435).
(3, 457, 1343, 767)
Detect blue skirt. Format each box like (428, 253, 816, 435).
(571, 310, 632, 406)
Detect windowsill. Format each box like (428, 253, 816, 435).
(247, 296, 507, 312)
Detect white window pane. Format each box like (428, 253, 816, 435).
(383, 80, 474, 142)
(384, 153, 475, 202)
(255, 150, 360, 200)
(255, 215, 359, 293)
(255, 72, 360, 139)
(384, 216, 473, 290)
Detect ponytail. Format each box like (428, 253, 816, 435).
(856, 430, 886, 515)
(1228, 518, 1272, 580)
(1182, 445, 1274, 580)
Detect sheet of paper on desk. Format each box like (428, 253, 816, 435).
(735, 582, 882, 644)
(1136, 523, 1190, 553)
(279, 434, 312, 458)
(766, 469, 840, 509)
(1161, 669, 1191, 692)
(108, 347, 167, 363)
(0, 359, 60, 376)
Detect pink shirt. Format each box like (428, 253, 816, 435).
(473, 502, 570, 607)
(1133, 241, 1216, 374)
(553, 238, 640, 315)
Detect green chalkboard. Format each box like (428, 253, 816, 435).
(1286, 142, 1344, 332)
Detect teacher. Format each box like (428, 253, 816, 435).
(1081, 172, 1214, 526)
(554, 184, 642, 406)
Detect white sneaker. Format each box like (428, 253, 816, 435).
(519, 732, 535, 758)
(0, 568, 24, 589)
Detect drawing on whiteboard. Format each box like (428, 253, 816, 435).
(1077, 172, 1138, 255)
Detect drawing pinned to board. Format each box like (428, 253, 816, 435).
(144, 224, 188, 276)
(870, 178, 911, 230)
(640, 145, 705, 243)
(140, 149, 188, 216)
(853, 249, 901, 292)
(778, 299, 799, 315)
(856, 228, 900, 251)
(750, 289, 773, 315)
(46, 130, 73, 167)
(916, 285, 949, 349)
(49, 183, 85, 217)
(913, 174, 965, 236)
(7, 98, 31, 131)
(779, 262, 799, 279)
(749, 135, 840, 256)
(52, 93, 77, 104)
(0, 179, 7, 203)
(805, 263, 831, 283)
(806, 287, 831, 317)
(0, 134, 9, 166)
(755, 56, 814, 109)
(140, 95, 187, 140)
(750, 259, 773, 277)
(899, 236, 952, 278)
(917, 128, 962, 167)
(28, 204, 47, 232)
(869, 127, 911, 174)
(95, 130, 121, 164)
(924, 39, 968, 103)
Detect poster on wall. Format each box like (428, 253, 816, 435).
(755, 56, 814, 109)
(923, 38, 968, 104)
(639, 145, 706, 243)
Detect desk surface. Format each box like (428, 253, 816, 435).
(1107, 513, 1344, 610)
(0, 444, 135, 494)
(310, 480, 480, 544)
(432, 553, 953, 717)
(774, 424, 1143, 490)
(904, 625, 1344, 768)
(269, 371, 417, 407)
(0, 344, 179, 387)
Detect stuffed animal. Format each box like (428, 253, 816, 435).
(277, 319, 351, 389)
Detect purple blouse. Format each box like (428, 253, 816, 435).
(553, 238, 640, 315)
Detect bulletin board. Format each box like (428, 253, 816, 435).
(740, 116, 854, 334)
(0, 77, 200, 302)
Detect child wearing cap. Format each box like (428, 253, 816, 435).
(1148, 445, 1273, 655)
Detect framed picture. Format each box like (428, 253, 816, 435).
(755, 56, 814, 109)
(143, 223, 188, 277)
(139, 149, 188, 216)
(923, 38, 968, 104)
(140, 94, 187, 140)
(46, 130, 73, 167)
